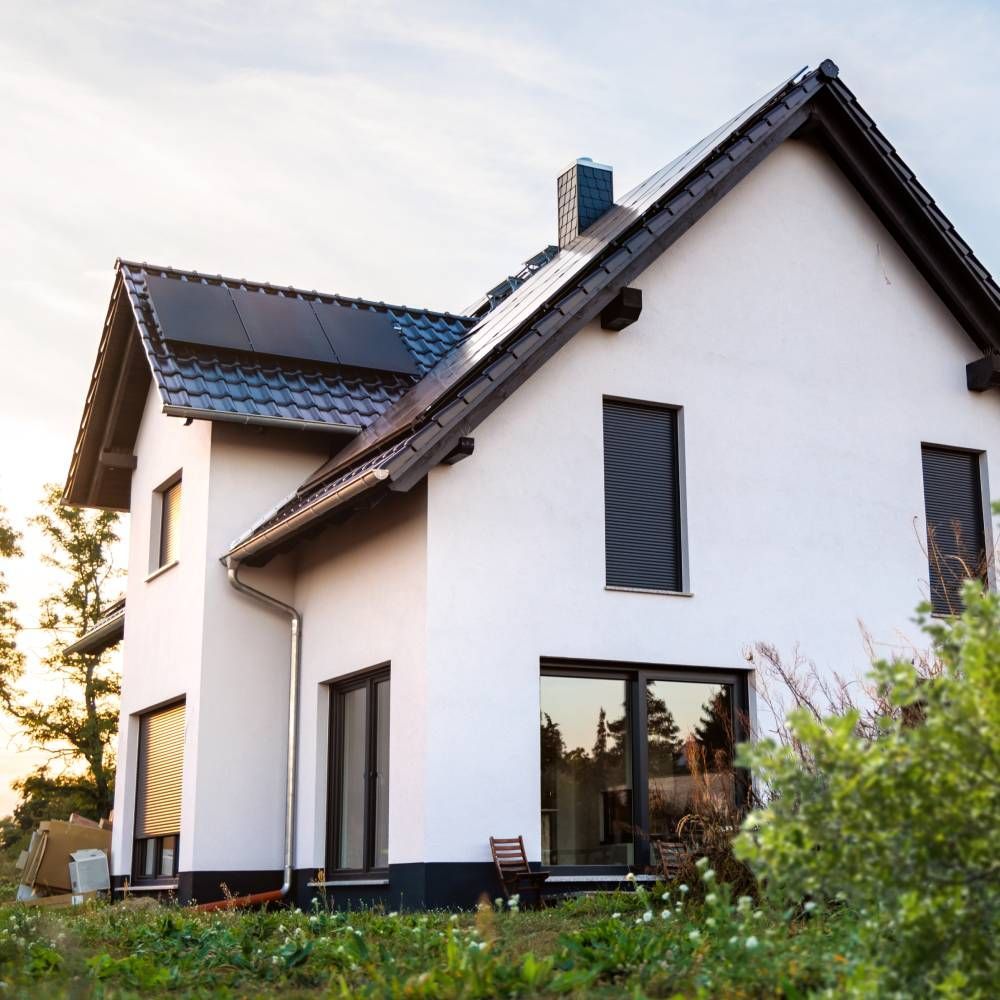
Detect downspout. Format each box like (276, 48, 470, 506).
(194, 558, 301, 911)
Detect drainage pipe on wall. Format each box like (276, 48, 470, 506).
(194, 559, 301, 912)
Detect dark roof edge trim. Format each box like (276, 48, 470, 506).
(161, 404, 363, 436)
(224, 467, 390, 563)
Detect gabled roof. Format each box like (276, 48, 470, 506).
(64, 261, 475, 509)
(226, 59, 1000, 565)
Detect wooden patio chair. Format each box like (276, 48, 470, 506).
(489, 836, 549, 909)
(652, 839, 692, 880)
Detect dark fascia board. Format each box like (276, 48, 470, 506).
(64, 273, 150, 512)
(226, 60, 1000, 564)
(804, 82, 1000, 354)
(286, 61, 1000, 515)
(236, 74, 819, 562)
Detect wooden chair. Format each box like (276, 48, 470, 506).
(490, 836, 549, 909)
(652, 839, 692, 880)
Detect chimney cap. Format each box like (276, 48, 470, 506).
(564, 156, 613, 173)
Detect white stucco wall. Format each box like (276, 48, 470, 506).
(115, 136, 1000, 881)
(422, 138, 1000, 864)
(292, 485, 427, 872)
(112, 382, 212, 876)
(112, 399, 330, 877)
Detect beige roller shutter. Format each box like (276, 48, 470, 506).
(159, 480, 182, 567)
(135, 702, 185, 838)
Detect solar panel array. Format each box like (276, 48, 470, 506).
(145, 274, 421, 376)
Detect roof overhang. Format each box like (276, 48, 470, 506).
(63, 600, 125, 657)
(227, 59, 1000, 566)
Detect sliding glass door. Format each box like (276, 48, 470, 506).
(540, 665, 745, 870)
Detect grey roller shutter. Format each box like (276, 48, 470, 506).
(604, 400, 682, 591)
(136, 702, 185, 838)
(921, 446, 986, 615)
(159, 481, 181, 567)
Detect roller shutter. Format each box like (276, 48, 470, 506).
(135, 702, 185, 838)
(921, 446, 986, 615)
(159, 480, 182, 567)
(604, 400, 682, 591)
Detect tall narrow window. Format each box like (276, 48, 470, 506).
(921, 446, 987, 614)
(540, 675, 633, 866)
(153, 477, 182, 571)
(329, 670, 390, 873)
(133, 701, 185, 881)
(603, 399, 682, 592)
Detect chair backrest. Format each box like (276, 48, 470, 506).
(490, 835, 529, 886)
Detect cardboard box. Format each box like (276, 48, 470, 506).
(29, 821, 112, 893)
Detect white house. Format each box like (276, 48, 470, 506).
(64, 61, 1000, 908)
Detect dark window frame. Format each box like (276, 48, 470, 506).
(602, 396, 686, 594)
(131, 698, 185, 885)
(920, 443, 989, 615)
(326, 665, 390, 877)
(540, 658, 750, 874)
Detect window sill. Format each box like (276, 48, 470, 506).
(546, 874, 660, 883)
(114, 881, 179, 893)
(307, 878, 390, 888)
(145, 560, 179, 583)
(605, 585, 693, 598)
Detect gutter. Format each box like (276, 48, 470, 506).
(162, 404, 362, 436)
(224, 467, 389, 564)
(194, 559, 303, 911)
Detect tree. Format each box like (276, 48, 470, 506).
(736, 580, 1000, 995)
(0, 486, 121, 823)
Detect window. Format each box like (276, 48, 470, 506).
(603, 399, 683, 592)
(540, 665, 746, 870)
(328, 669, 389, 873)
(151, 476, 182, 572)
(133, 701, 185, 882)
(921, 446, 987, 614)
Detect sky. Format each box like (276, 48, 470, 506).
(0, 0, 998, 815)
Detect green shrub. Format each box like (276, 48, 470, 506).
(736, 582, 1000, 997)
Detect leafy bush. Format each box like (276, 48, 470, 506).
(736, 582, 1000, 997)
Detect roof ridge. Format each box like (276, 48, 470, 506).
(115, 259, 473, 323)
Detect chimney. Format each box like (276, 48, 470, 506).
(557, 157, 613, 248)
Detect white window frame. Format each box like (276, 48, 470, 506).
(148, 471, 182, 579)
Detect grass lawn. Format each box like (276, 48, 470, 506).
(0, 873, 858, 998)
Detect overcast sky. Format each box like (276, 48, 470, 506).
(0, 0, 998, 814)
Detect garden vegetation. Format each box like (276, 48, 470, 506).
(0, 583, 996, 997)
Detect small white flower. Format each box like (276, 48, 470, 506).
(642, 911, 653, 923)
(611, 912, 621, 919)
(702, 869, 716, 884)
(706, 917, 717, 928)
(705, 893, 717, 905)
(737, 896, 753, 912)
(679, 884, 689, 895)
(728, 935, 739, 946)
(625, 872, 636, 883)
(803, 901, 817, 913)
(745, 935, 759, 950)
(660, 891, 670, 901)
(688, 930, 700, 942)
(661, 909, 670, 920)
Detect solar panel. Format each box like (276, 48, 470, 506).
(312, 302, 420, 375)
(146, 274, 252, 352)
(231, 288, 337, 364)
